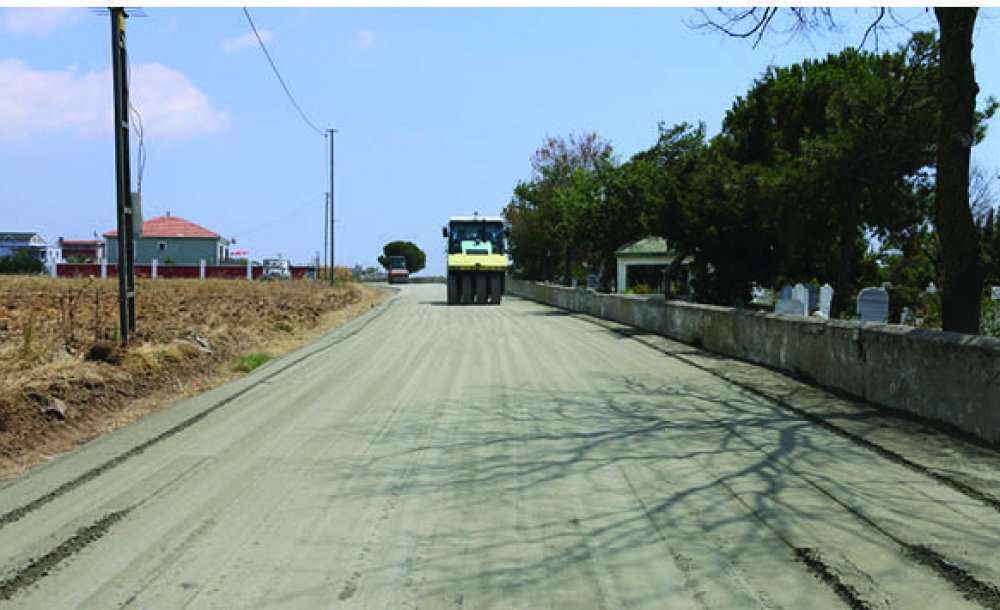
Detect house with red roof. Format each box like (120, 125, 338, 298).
(104, 213, 231, 264)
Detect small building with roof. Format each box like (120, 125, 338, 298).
(104, 213, 231, 264)
(615, 236, 690, 294)
(0, 232, 49, 261)
(58, 238, 104, 263)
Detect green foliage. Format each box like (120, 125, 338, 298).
(625, 283, 656, 295)
(981, 298, 1000, 338)
(377, 241, 426, 274)
(506, 32, 994, 315)
(711, 33, 941, 310)
(505, 133, 615, 285)
(0, 252, 45, 275)
(233, 352, 272, 373)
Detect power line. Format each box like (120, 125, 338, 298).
(229, 193, 326, 237)
(242, 7, 324, 137)
(126, 56, 146, 197)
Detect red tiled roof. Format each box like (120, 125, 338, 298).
(104, 215, 220, 239)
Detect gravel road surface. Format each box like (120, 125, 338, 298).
(2, 284, 999, 609)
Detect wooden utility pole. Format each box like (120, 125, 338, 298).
(110, 7, 136, 345)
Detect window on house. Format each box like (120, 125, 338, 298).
(158, 242, 167, 251)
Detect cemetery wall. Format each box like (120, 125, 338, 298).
(507, 279, 1000, 445)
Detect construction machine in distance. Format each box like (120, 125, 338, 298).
(442, 214, 510, 305)
(386, 255, 410, 284)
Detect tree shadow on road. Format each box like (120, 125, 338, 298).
(316, 375, 1000, 607)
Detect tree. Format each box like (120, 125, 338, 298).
(378, 241, 426, 274)
(694, 7, 997, 332)
(716, 35, 940, 314)
(504, 133, 616, 284)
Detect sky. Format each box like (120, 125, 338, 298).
(2, 7, 1000, 275)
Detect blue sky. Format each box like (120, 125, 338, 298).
(2, 7, 999, 274)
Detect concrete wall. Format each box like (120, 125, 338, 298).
(508, 278, 1000, 445)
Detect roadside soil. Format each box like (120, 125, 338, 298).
(0, 277, 389, 479)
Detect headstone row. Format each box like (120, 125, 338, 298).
(775, 283, 833, 319)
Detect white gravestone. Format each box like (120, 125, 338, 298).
(776, 298, 807, 316)
(857, 287, 889, 323)
(900, 307, 913, 325)
(992, 286, 1000, 301)
(818, 284, 834, 318)
(792, 284, 809, 314)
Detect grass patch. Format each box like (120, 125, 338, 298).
(233, 352, 272, 373)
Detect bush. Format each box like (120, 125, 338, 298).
(233, 352, 272, 373)
(626, 283, 656, 295)
(0, 252, 44, 275)
(981, 299, 1000, 338)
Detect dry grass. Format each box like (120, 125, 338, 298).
(0, 276, 388, 479)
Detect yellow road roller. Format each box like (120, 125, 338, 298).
(442, 214, 510, 305)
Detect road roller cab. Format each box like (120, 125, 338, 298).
(442, 214, 510, 305)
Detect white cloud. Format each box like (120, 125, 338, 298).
(221, 29, 272, 54)
(0, 59, 231, 141)
(357, 29, 376, 50)
(1, 8, 80, 37)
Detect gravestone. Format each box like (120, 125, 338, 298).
(586, 274, 598, 290)
(779, 285, 793, 300)
(776, 298, 807, 316)
(857, 287, 889, 323)
(992, 286, 1000, 301)
(807, 284, 819, 313)
(900, 307, 913, 325)
(792, 284, 809, 313)
(818, 284, 834, 318)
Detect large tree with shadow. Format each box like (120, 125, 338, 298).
(694, 7, 997, 331)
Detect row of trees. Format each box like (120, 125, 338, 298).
(505, 30, 999, 328)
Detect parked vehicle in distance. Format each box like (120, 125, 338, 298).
(387, 255, 410, 284)
(261, 257, 291, 280)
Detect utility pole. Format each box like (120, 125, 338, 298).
(110, 7, 136, 345)
(327, 128, 338, 285)
(323, 192, 329, 280)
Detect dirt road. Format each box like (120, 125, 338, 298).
(2, 284, 999, 609)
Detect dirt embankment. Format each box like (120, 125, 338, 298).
(0, 276, 388, 479)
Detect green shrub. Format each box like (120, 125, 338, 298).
(981, 299, 1000, 338)
(0, 252, 44, 275)
(233, 352, 272, 373)
(626, 283, 656, 295)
